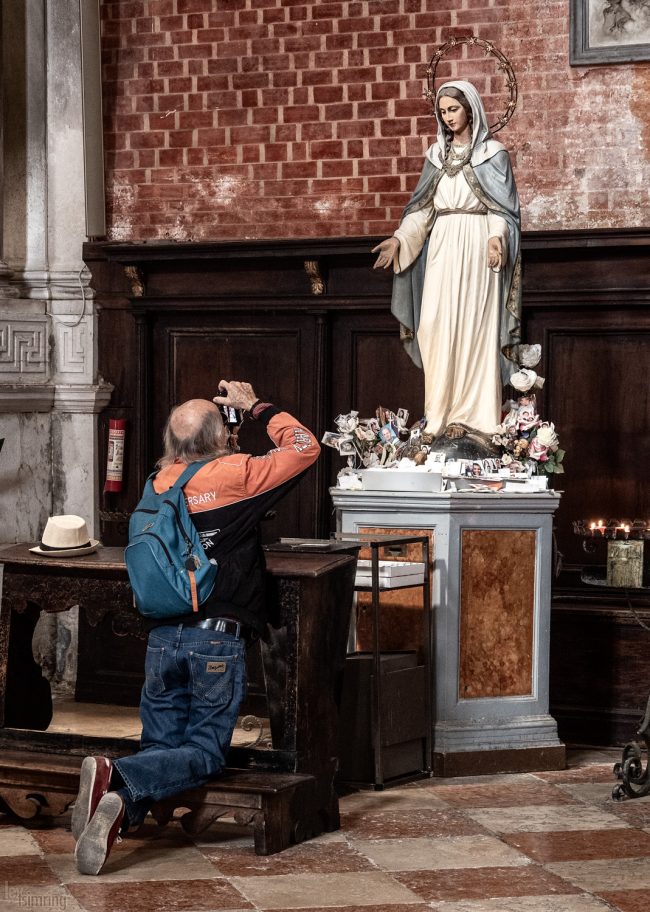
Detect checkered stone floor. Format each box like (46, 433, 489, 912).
(1, 749, 649, 912)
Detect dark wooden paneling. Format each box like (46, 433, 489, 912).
(86, 230, 650, 746)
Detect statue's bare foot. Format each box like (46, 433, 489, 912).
(445, 424, 467, 439)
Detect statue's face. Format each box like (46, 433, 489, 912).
(438, 96, 469, 136)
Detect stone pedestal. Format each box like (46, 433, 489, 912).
(331, 488, 566, 776)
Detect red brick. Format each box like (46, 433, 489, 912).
(314, 85, 343, 104)
(159, 148, 185, 167)
(129, 131, 165, 148)
(252, 107, 279, 125)
(272, 70, 298, 87)
(281, 161, 318, 179)
(337, 121, 376, 139)
(323, 103, 353, 120)
(322, 159, 354, 177)
(283, 105, 320, 122)
(216, 108, 248, 127)
(264, 144, 288, 162)
(168, 130, 194, 147)
(187, 148, 207, 165)
(302, 69, 334, 87)
(358, 101, 388, 119)
(275, 124, 297, 142)
(301, 121, 333, 140)
(178, 111, 214, 128)
(290, 142, 307, 160)
(346, 140, 364, 158)
(358, 31, 388, 48)
(136, 149, 156, 167)
(114, 113, 146, 131)
(230, 124, 271, 144)
(303, 19, 335, 35)
(178, 0, 214, 13)
(357, 157, 393, 176)
(310, 140, 343, 159)
(371, 82, 400, 101)
(312, 3, 343, 18)
(368, 176, 402, 193)
(380, 119, 413, 138)
(324, 33, 354, 50)
(348, 84, 369, 103)
(126, 77, 165, 94)
(195, 128, 227, 145)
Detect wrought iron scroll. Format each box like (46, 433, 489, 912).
(613, 694, 650, 800)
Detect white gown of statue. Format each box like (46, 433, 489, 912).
(393, 165, 509, 437)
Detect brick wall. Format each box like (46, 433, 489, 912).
(101, 0, 650, 241)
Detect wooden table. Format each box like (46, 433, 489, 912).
(0, 543, 358, 852)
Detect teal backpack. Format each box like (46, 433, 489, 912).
(125, 462, 218, 619)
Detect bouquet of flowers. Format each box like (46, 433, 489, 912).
(492, 395, 565, 476)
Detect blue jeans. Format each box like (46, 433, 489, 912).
(113, 624, 247, 827)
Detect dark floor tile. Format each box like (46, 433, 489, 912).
(0, 856, 59, 886)
(67, 878, 253, 912)
(534, 765, 615, 784)
(340, 808, 489, 839)
(430, 780, 579, 808)
(29, 826, 75, 854)
(393, 864, 583, 901)
(597, 890, 650, 911)
(502, 828, 650, 862)
(266, 907, 432, 912)
(205, 842, 375, 876)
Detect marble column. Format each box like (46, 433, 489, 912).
(0, 0, 112, 543)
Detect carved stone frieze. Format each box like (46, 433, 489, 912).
(0, 320, 48, 375)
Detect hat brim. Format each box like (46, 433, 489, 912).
(29, 540, 100, 558)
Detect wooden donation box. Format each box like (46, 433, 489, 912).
(0, 544, 357, 853)
(331, 488, 566, 776)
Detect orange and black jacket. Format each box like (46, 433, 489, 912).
(151, 404, 320, 634)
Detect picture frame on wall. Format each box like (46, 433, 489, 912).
(570, 0, 650, 63)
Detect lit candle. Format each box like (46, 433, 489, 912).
(589, 522, 596, 537)
(624, 524, 630, 540)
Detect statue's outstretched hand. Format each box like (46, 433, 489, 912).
(487, 236, 503, 272)
(372, 237, 400, 270)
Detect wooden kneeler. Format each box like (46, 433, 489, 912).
(150, 769, 321, 855)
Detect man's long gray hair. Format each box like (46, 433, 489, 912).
(157, 405, 229, 468)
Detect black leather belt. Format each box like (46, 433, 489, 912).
(191, 617, 245, 637)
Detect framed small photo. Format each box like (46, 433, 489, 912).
(379, 421, 398, 444)
(570, 0, 650, 64)
(321, 431, 342, 450)
(428, 451, 446, 464)
(338, 437, 358, 456)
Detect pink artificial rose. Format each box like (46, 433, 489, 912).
(528, 437, 549, 461)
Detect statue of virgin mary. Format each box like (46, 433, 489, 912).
(373, 80, 521, 444)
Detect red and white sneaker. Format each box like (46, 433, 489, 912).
(74, 792, 125, 875)
(71, 756, 113, 842)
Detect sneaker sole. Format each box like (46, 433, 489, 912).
(74, 793, 123, 876)
(71, 757, 111, 842)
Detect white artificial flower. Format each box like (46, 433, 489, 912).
(518, 343, 542, 368)
(535, 422, 559, 450)
(510, 369, 538, 392)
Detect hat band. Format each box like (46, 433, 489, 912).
(39, 540, 92, 552)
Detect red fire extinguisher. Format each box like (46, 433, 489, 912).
(104, 419, 126, 493)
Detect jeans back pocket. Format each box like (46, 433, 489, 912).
(189, 651, 239, 706)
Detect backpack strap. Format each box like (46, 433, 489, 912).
(172, 460, 211, 490)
